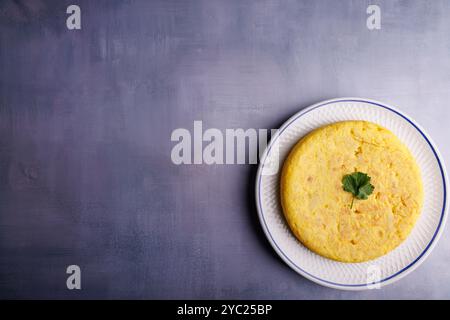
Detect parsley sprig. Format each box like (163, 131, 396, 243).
(342, 172, 374, 209)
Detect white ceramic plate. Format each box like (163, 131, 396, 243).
(256, 98, 448, 290)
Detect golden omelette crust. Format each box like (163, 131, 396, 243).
(280, 121, 423, 263)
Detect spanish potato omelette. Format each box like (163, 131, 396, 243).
(280, 121, 424, 263)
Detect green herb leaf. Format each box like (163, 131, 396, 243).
(342, 172, 374, 208)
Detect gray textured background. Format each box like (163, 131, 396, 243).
(1, 0, 449, 299)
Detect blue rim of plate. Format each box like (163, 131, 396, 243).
(256, 98, 447, 288)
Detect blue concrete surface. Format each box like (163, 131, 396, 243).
(1, 0, 449, 299)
